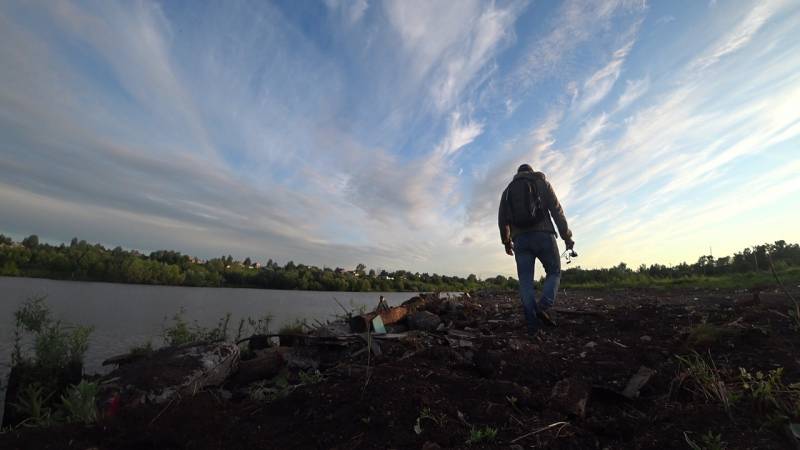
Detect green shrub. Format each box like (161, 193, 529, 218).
(12, 296, 93, 370)
(11, 383, 55, 427)
(278, 319, 307, 335)
(128, 341, 154, 358)
(162, 309, 231, 346)
(60, 380, 98, 424)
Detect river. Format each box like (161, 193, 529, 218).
(0, 276, 425, 419)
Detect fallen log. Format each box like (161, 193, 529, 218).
(228, 348, 287, 386)
(349, 306, 409, 333)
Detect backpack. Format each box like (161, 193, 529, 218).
(504, 178, 545, 227)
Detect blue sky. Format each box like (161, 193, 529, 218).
(1, 0, 798, 278)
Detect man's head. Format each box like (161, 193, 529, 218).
(517, 164, 533, 173)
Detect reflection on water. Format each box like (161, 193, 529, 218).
(0, 276, 422, 420)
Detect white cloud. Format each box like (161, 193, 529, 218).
(324, 0, 369, 25)
(690, 0, 786, 72)
(615, 76, 649, 111)
(436, 112, 485, 156)
(385, 0, 523, 111)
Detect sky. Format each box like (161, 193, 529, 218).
(0, 0, 799, 278)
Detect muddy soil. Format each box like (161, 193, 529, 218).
(1, 288, 799, 449)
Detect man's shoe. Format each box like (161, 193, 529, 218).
(537, 310, 557, 327)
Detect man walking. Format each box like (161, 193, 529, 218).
(498, 164, 574, 335)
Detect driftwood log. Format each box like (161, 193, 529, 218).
(228, 348, 287, 386)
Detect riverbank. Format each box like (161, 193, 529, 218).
(2, 287, 799, 449)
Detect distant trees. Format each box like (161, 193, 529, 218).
(0, 235, 514, 292)
(561, 240, 800, 286)
(22, 234, 39, 249)
(2, 234, 796, 293)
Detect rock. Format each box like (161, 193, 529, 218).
(621, 366, 655, 399)
(551, 376, 591, 419)
(407, 311, 442, 332)
(640, 335, 652, 342)
(422, 441, 442, 450)
(584, 341, 597, 348)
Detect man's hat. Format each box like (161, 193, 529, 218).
(517, 164, 533, 173)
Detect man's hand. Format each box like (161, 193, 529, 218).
(504, 241, 514, 256)
(564, 238, 575, 250)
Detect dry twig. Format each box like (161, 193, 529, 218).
(511, 421, 569, 443)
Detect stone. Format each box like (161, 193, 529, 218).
(407, 311, 442, 332)
(550, 376, 591, 419)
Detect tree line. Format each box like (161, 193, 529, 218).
(560, 240, 800, 286)
(1, 234, 797, 291)
(0, 234, 517, 292)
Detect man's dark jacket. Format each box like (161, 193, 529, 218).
(498, 171, 572, 245)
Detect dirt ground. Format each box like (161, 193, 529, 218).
(1, 288, 799, 449)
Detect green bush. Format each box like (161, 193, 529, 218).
(60, 380, 99, 424)
(12, 296, 93, 371)
(11, 383, 55, 427)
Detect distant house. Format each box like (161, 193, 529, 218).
(335, 267, 357, 276)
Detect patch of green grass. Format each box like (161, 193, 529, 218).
(687, 323, 734, 348)
(684, 430, 726, 450)
(676, 352, 734, 413)
(298, 369, 323, 385)
(562, 267, 800, 290)
(466, 425, 498, 445)
(278, 319, 307, 335)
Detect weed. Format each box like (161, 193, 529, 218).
(686, 323, 731, 348)
(684, 430, 726, 450)
(162, 308, 231, 346)
(789, 301, 800, 331)
(739, 367, 800, 417)
(676, 352, 734, 413)
(234, 313, 274, 342)
(278, 319, 307, 335)
(247, 374, 294, 402)
(419, 407, 447, 426)
(11, 383, 55, 427)
(248, 313, 274, 335)
(466, 425, 498, 445)
(13, 296, 94, 370)
(298, 369, 323, 385)
(60, 380, 98, 424)
(128, 341, 154, 358)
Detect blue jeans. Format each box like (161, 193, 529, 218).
(513, 231, 561, 332)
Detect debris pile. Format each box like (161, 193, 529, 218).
(2, 288, 800, 449)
